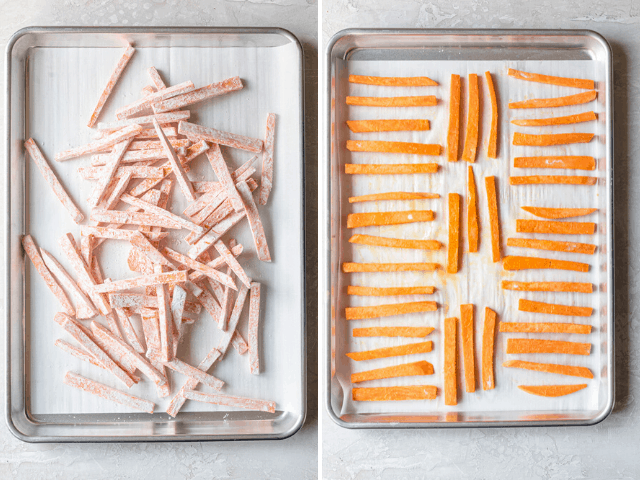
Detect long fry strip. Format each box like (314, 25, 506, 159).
(347, 286, 435, 296)
(485, 71, 498, 158)
(346, 341, 433, 361)
(507, 238, 596, 255)
(482, 307, 497, 390)
(353, 385, 437, 401)
(516, 219, 595, 235)
(512, 111, 596, 126)
(236, 180, 272, 262)
(343, 262, 439, 273)
(352, 327, 434, 338)
(500, 322, 591, 334)
(447, 193, 460, 273)
(64, 372, 153, 413)
(518, 384, 588, 397)
(346, 96, 437, 107)
(521, 207, 597, 219)
(460, 304, 475, 392)
(514, 156, 595, 170)
(444, 317, 457, 406)
(345, 301, 437, 320)
(349, 234, 441, 250)
(503, 360, 593, 379)
(153, 77, 244, 114)
(506, 338, 591, 355)
(346, 140, 441, 156)
(519, 299, 593, 317)
(348, 191, 439, 203)
(447, 74, 461, 162)
(347, 119, 430, 133)
(347, 210, 434, 228)
(462, 73, 479, 162)
(468, 166, 479, 253)
(507, 68, 595, 89)
(513, 132, 594, 146)
(182, 390, 275, 413)
(485, 176, 501, 262)
(501, 281, 592, 293)
(508, 90, 597, 109)
(349, 75, 438, 86)
(351, 361, 434, 383)
(92, 270, 188, 294)
(345, 164, 438, 175)
(503, 255, 589, 272)
(178, 121, 263, 153)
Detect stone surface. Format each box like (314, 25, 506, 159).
(322, 1, 638, 479)
(0, 0, 317, 478)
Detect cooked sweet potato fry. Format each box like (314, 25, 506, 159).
(513, 132, 594, 146)
(519, 299, 593, 317)
(352, 385, 437, 401)
(348, 75, 438, 86)
(511, 111, 596, 127)
(351, 361, 434, 383)
(508, 90, 597, 109)
(345, 164, 438, 175)
(503, 255, 589, 272)
(518, 384, 588, 397)
(346, 119, 430, 133)
(346, 301, 437, 320)
(482, 307, 497, 390)
(468, 166, 479, 253)
(521, 207, 597, 219)
(513, 156, 596, 170)
(503, 360, 593, 379)
(507, 68, 595, 89)
(346, 96, 437, 107)
(485, 71, 498, 158)
(447, 74, 461, 162)
(506, 238, 596, 255)
(506, 338, 591, 355)
(352, 326, 434, 337)
(444, 317, 457, 406)
(342, 262, 439, 273)
(460, 304, 475, 392)
(347, 286, 435, 296)
(346, 140, 441, 156)
(501, 281, 592, 293)
(349, 234, 441, 250)
(346, 341, 433, 361)
(447, 193, 460, 273)
(500, 322, 591, 334)
(347, 211, 435, 228)
(462, 73, 479, 163)
(485, 176, 501, 262)
(516, 219, 596, 235)
(348, 191, 439, 203)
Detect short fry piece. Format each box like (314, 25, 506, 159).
(485, 71, 498, 158)
(503, 255, 589, 272)
(467, 166, 479, 253)
(513, 132, 594, 146)
(346, 96, 437, 107)
(348, 191, 439, 203)
(342, 262, 439, 273)
(347, 286, 435, 296)
(503, 360, 593, 379)
(447, 74, 461, 162)
(516, 219, 595, 235)
(64, 372, 153, 413)
(460, 304, 475, 393)
(351, 361, 434, 383)
(507, 238, 596, 255)
(345, 301, 437, 320)
(482, 307, 497, 390)
(346, 341, 433, 361)
(345, 164, 438, 175)
(514, 156, 595, 170)
(518, 384, 588, 397)
(485, 176, 501, 262)
(352, 327, 434, 338)
(511, 111, 596, 126)
(507, 68, 595, 89)
(349, 75, 438, 86)
(521, 207, 597, 219)
(508, 90, 597, 109)
(501, 281, 592, 293)
(519, 299, 593, 317)
(462, 73, 479, 163)
(346, 140, 441, 156)
(349, 234, 440, 250)
(347, 210, 434, 228)
(444, 317, 457, 406)
(506, 338, 591, 355)
(447, 193, 460, 273)
(353, 385, 437, 402)
(347, 119, 430, 133)
(500, 322, 591, 334)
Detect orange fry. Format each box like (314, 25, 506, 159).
(518, 384, 588, 397)
(346, 140, 441, 155)
(501, 281, 592, 293)
(507, 68, 595, 89)
(447, 193, 460, 273)
(346, 96, 437, 107)
(511, 176, 596, 186)
(519, 299, 593, 317)
(352, 326, 434, 338)
(513, 156, 595, 170)
(447, 74, 461, 162)
(462, 73, 479, 162)
(343, 262, 439, 273)
(485, 71, 498, 158)
(345, 164, 438, 175)
(347, 286, 435, 296)
(345, 301, 437, 320)
(511, 111, 596, 126)
(468, 166, 479, 253)
(503, 360, 593, 379)
(507, 238, 596, 255)
(503, 255, 589, 272)
(508, 90, 597, 109)
(460, 304, 475, 393)
(351, 361, 434, 383)
(353, 385, 437, 401)
(513, 132, 593, 146)
(516, 219, 595, 235)
(346, 119, 430, 132)
(499, 322, 591, 334)
(348, 191, 439, 203)
(349, 234, 441, 250)
(346, 341, 433, 361)
(485, 176, 501, 262)
(521, 207, 597, 219)
(444, 317, 457, 406)
(506, 338, 591, 356)
(347, 210, 434, 228)
(482, 307, 497, 390)
(349, 75, 438, 86)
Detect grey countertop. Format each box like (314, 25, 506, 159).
(322, 1, 639, 479)
(0, 0, 318, 479)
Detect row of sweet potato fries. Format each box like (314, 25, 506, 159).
(23, 44, 278, 415)
(342, 68, 598, 403)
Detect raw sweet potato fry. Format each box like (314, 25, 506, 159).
(206, 143, 244, 212)
(513, 132, 594, 146)
(507, 68, 595, 89)
(182, 390, 276, 413)
(80, 166, 168, 180)
(346, 96, 437, 107)
(90, 210, 182, 230)
(147, 66, 166, 90)
(236, 180, 272, 262)
(482, 307, 497, 390)
(342, 262, 439, 273)
(460, 304, 475, 393)
(345, 301, 437, 320)
(347, 286, 435, 296)
(163, 358, 224, 390)
(349, 75, 438, 86)
(153, 77, 244, 113)
(517, 384, 588, 397)
(513, 156, 596, 170)
(507, 238, 596, 255)
(217, 283, 249, 353)
(346, 341, 433, 361)
(501, 281, 592, 293)
(351, 361, 434, 383)
(348, 191, 439, 203)
(352, 326, 434, 338)
(120, 194, 203, 233)
(345, 164, 438, 175)
(187, 211, 246, 260)
(447, 193, 460, 273)
(87, 139, 134, 208)
(349, 234, 441, 250)
(162, 248, 236, 289)
(503, 255, 589, 272)
(97, 111, 190, 132)
(91, 148, 188, 166)
(347, 210, 435, 228)
(115, 81, 195, 119)
(347, 119, 430, 133)
(178, 121, 263, 153)
(485, 71, 498, 158)
(55, 339, 108, 370)
(214, 240, 252, 288)
(468, 166, 479, 253)
(346, 140, 441, 156)
(247, 282, 262, 375)
(516, 219, 596, 235)
(508, 90, 597, 109)
(259, 113, 276, 205)
(503, 360, 593, 379)
(92, 270, 188, 294)
(499, 322, 591, 334)
(64, 372, 153, 413)
(447, 74, 461, 162)
(462, 73, 479, 163)
(485, 176, 501, 262)
(521, 207, 597, 219)
(444, 317, 457, 406)
(154, 265, 173, 363)
(352, 385, 437, 402)
(511, 111, 596, 127)
(519, 299, 593, 317)
(127, 138, 191, 151)
(506, 338, 591, 355)
(56, 124, 143, 162)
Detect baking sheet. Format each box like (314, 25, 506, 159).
(18, 36, 303, 420)
(332, 58, 608, 417)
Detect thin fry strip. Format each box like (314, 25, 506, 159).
(482, 307, 497, 390)
(97, 111, 191, 132)
(154, 265, 173, 363)
(347, 119, 430, 133)
(352, 361, 434, 383)
(514, 156, 595, 170)
(509, 90, 597, 109)
(485, 176, 501, 262)
(447, 74, 461, 162)
(343, 262, 439, 273)
(147, 66, 166, 90)
(485, 71, 498, 158)
(206, 144, 244, 212)
(468, 166, 479, 252)
(349, 234, 441, 250)
(87, 44, 135, 127)
(127, 139, 191, 151)
(188, 211, 246, 259)
(513, 132, 594, 146)
(349, 192, 439, 203)
(462, 73, 479, 163)
(56, 124, 143, 162)
(518, 384, 588, 397)
(164, 359, 224, 390)
(349, 75, 438, 86)
(512, 111, 596, 127)
(444, 317, 457, 406)
(81, 226, 166, 243)
(87, 139, 134, 208)
(25, 139, 84, 223)
(178, 121, 263, 153)
(347, 286, 435, 296)
(153, 77, 243, 113)
(218, 283, 250, 355)
(516, 219, 595, 235)
(345, 164, 438, 175)
(236, 181, 271, 262)
(346, 96, 437, 107)
(353, 326, 434, 337)
(140, 310, 161, 357)
(352, 385, 437, 402)
(506, 338, 591, 355)
(120, 193, 203, 234)
(346, 341, 433, 361)
(521, 207, 597, 219)
(447, 193, 460, 273)
(507, 238, 596, 255)
(92, 270, 188, 294)
(503, 255, 589, 272)
(152, 117, 196, 201)
(64, 372, 153, 413)
(55, 339, 107, 370)
(500, 322, 591, 334)
(347, 210, 434, 228)
(188, 242, 243, 283)
(248, 282, 261, 375)
(114, 307, 145, 354)
(259, 112, 276, 205)
(519, 299, 593, 317)
(90, 210, 182, 229)
(80, 166, 168, 180)
(132, 126, 176, 139)
(91, 148, 188, 166)
(503, 360, 593, 379)
(162, 248, 236, 289)
(507, 68, 595, 89)
(346, 140, 441, 156)
(501, 281, 592, 293)
(214, 241, 252, 288)
(460, 304, 475, 393)
(116, 81, 195, 119)
(183, 390, 275, 413)
(345, 301, 437, 320)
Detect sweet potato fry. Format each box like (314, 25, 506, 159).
(503, 360, 593, 379)
(521, 207, 597, 219)
(214, 240, 252, 288)
(346, 341, 433, 361)
(507, 68, 595, 89)
(178, 121, 263, 153)
(518, 384, 588, 397)
(511, 111, 596, 127)
(259, 113, 276, 205)
(247, 282, 262, 375)
(485, 71, 498, 158)
(116, 81, 195, 119)
(481, 308, 497, 391)
(468, 166, 479, 253)
(163, 248, 236, 289)
(64, 372, 153, 413)
(444, 317, 457, 406)
(346, 96, 437, 107)
(347, 286, 435, 296)
(447, 74, 461, 162)
(506, 338, 591, 355)
(98, 111, 190, 132)
(342, 262, 439, 273)
(56, 124, 143, 162)
(460, 304, 475, 392)
(508, 90, 597, 109)
(447, 193, 460, 273)
(353, 385, 437, 401)
(503, 255, 589, 272)
(351, 360, 434, 383)
(500, 322, 591, 334)
(349, 234, 441, 250)
(347, 119, 430, 133)
(513, 132, 594, 146)
(462, 73, 479, 163)
(345, 164, 438, 175)
(236, 180, 272, 262)
(507, 238, 596, 255)
(152, 118, 196, 201)
(153, 77, 243, 114)
(513, 156, 595, 170)
(182, 390, 275, 413)
(501, 281, 592, 293)
(348, 191, 439, 203)
(352, 326, 434, 337)
(346, 140, 441, 156)
(92, 270, 188, 294)
(485, 176, 501, 262)
(349, 75, 438, 86)
(518, 299, 593, 317)
(347, 210, 435, 228)
(345, 301, 437, 320)
(516, 219, 595, 235)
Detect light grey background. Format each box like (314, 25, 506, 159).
(322, 1, 638, 479)
(0, 0, 317, 479)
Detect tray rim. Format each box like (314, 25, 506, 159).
(5, 25, 306, 443)
(321, 27, 615, 429)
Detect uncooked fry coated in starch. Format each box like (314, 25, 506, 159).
(348, 75, 438, 86)
(507, 68, 595, 89)
(64, 372, 154, 413)
(485, 71, 498, 158)
(345, 301, 437, 320)
(347, 211, 435, 228)
(345, 164, 438, 175)
(259, 113, 276, 205)
(513, 132, 594, 146)
(503, 255, 589, 272)
(153, 76, 244, 113)
(447, 193, 460, 273)
(514, 156, 596, 170)
(346, 140, 441, 155)
(462, 73, 479, 162)
(346, 96, 437, 107)
(518, 384, 588, 397)
(353, 385, 437, 402)
(511, 111, 596, 126)
(349, 234, 441, 250)
(447, 74, 461, 162)
(508, 90, 597, 109)
(518, 299, 593, 317)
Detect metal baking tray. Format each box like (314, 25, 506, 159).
(5, 26, 305, 442)
(321, 29, 614, 428)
